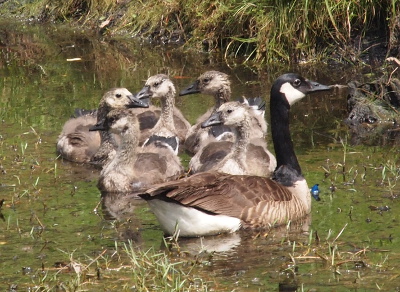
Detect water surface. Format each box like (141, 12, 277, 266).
(1, 20, 399, 291)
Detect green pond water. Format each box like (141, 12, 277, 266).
(1, 21, 400, 291)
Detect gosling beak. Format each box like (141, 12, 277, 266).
(201, 111, 222, 128)
(179, 80, 200, 96)
(127, 93, 149, 108)
(135, 86, 152, 100)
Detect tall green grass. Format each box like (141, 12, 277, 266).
(4, 0, 397, 64)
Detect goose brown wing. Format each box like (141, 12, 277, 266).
(141, 172, 293, 218)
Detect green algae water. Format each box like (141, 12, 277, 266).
(0, 20, 399, 291)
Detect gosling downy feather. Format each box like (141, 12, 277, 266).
(134, 74, 191, 152)
(188, 101, 276, 176)
(57, 88, 147, 164)
(180, 70, 267, 154)
(138, 73, 331, 237)
(91, 109, 184, 193)
(90, 88, 149, 166)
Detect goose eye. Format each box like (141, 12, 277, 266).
(203, 78, 210, 83)
(227, 109, 233, 113)
(154, 82, 160, 87)
(293, 79, 301, 87)
(116, 94, 122, 98)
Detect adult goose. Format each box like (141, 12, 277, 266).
(91, 109, 184, 193)
(134, 74, 191, 153)
(189, 101, 277, 177)
(57, 88, 148, 164)
(138, 73, 331, 237)
(180, 70, 267, 154)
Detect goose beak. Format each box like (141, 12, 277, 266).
(179, 80, 200, 96)
(135, 86, 152, 100)
(89, 119, 106, 131)
(201, 111, 222, 128)
(306, 80, 332, 93)
(127, 94, 149, 108)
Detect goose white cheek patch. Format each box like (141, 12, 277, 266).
(280, 83, 305, 105)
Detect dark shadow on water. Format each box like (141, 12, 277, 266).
(345, 74, 400, 146)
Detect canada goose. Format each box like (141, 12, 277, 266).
(188, 101, 276, 176)
(57, 88, 148, 164)
(138, 73, 331, 237)
(134, 74, 191, 152)
(91, 109, 184, 193)
(180, 71, 267, 154)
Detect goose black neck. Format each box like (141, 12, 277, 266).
(270, 84, 302, 176)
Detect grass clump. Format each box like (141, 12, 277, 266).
(5, 0, 398, 64)
(29, 240, 209, 291)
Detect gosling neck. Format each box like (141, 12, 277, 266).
(228, 113, 251, 165)
(214, 85, 231, 109)
(154, 88, 176, 133)
(113, 124, 139, 166)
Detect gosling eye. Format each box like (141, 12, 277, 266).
(227, 109, 233, 114)
(116, 94, 122, 98)
(154, 82, 160, 87)
(203, 78, 210, 83)
(293, 79, 302, 87)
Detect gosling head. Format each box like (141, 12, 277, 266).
(180, 71, 231, 103)
(201, 102, 247, 128)
(90, 109, 138, 135)
(102, 88, 149, 109)
(135, 74, 175, 100)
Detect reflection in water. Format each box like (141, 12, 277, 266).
(346, 121, 400, 146)
(100, 191, 145, 243)
(345, 77, 400, 146)
(168, 216, 311, 291)
(100, 191, 144, 221)
(175, 232, 242, 254)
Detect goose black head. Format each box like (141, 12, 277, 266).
(273, 73, 332, 106)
